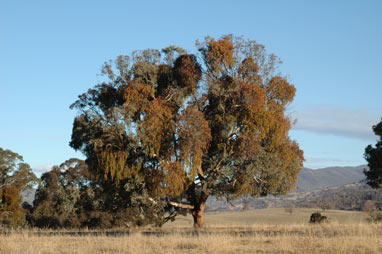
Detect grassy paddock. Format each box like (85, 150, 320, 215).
(164, 208, 369, 228)
(1, 209, 380, 254)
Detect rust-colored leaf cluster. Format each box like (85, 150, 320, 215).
(207, 38, 235, 73)
(178, 106, 211, 179)
(139, 98, 174, 158)
(173, 54, 202, 95)
(145, 161, 187, 197)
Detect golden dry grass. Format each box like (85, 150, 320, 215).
(164, 208, 369, 228)
(0, 209, 380, 254)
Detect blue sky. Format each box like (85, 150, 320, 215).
(1, 0, 381, 174)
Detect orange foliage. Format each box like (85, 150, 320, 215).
(139, 98, 175, 158)
(1, 186, 23, 225)
(123, 81, 154, 114)
(3, 186, 21, 212)
(146, 161, 187, 197)
(207, 38, 235, 72)
(173, 54, 202, 94)
(238, 57, 261, 84)
(163, 161, 187, 196)
(266, 76, 296, 108)
(97, 150, 129, 182)
(239, 83, 267, 139)
(178, 106, 211, 178)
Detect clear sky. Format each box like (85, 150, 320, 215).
(1, 0, 381, 175)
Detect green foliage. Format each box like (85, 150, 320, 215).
(30, 158, 172, 228)
(31, 159, 84, 228)
(70, 35, 304, 227)
(0, 148, 38, 227)
(364, 118, 382, 188)
(30, 158, 120, 228)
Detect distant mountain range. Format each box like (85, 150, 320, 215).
(206, 165, 372, 212)
(293, 165, 367, 192)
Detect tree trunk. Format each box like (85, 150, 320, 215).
(191, 192, 208, 228)
(192, 201, 206, 228)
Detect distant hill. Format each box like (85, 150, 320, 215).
(206, 182, 382, 212)
(206, 165, 370, 212)
(293, 165, 367, 192)
(294, 182, 382, 211)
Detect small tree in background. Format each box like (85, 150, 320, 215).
(364, 118, 382, 188)
(70, 35, 304, 228)
(31, 158, 124, 228)
(0, 148, 38, 227)
(31, 159, 87, 228)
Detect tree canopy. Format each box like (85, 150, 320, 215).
(70, 35, 304, 227)
(364, 118, 382, 188)
(30, 158, 166, 228)
(0, 147, 38, 227)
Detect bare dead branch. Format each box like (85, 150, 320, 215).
(168, 201, 194, 210)
(147, 197, 194, 210)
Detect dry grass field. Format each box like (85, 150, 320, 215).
(163, 208, 369, 227)
(1, 208, 381, 254)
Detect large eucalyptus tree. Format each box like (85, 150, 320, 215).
(70, 35, 304, 227)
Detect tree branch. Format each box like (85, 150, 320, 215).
(208, 126, 241, 176)
(168, 201, 194, 209)
(0, 178, 15, 189)
(228, 127, 240, 141)
(147, 197, 194, 210)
